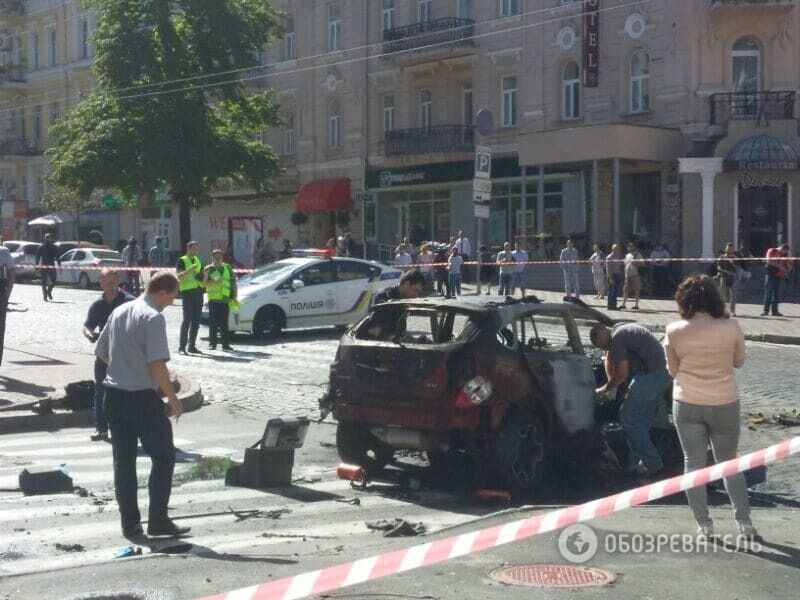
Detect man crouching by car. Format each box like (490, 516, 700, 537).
(374, 269, 425, 305)
(591, 323, 672, 477)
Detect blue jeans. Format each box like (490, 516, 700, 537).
(499, 273, 513, 296)
(449, 273, 462, 296)
(563, 270, 580, 297)
(620, 368, 672, 470)
(763, 274, 783, 314)
(607, 273, 623, 309)
(94, 359, 108, 433)
(513, 272, 526, 293)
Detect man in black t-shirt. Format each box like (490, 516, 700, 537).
(83, 268, 134, 441)
(35, 233, 61, 302)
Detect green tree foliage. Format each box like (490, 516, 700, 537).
(47, 0, 283, 248)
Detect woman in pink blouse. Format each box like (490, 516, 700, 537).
(663, 275, 756, 540)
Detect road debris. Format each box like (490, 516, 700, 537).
(228, 506, 292, 521)
(334, 497, 361, 506)
(54, 543, 85, 553)
(114, 545, 143, 558)
(365, 519, 427, 537)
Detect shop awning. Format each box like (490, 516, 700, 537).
(28, 213, 66, 227)
(520, 124, 685, 166)
(295, 178, 351, 212)
(724, 135, 799, 171)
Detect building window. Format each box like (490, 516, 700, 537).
(329, 102, 341, 148)
(50, 101, 59, 126)
(458, 0, 473, 19)
(629, 50, 650, 113)
(31, 31, 39, 70)
(47, 27, 56, 67)
(500, 0, 519, 17)
(284, 17, 296, 60)
(33, 105, 41, 144)
(18, 107, 25, 140)
(79, 18, 90, 60)
(382, 0, 396, 36)
(562, 61, 581, 119)
(463, 84, 473, 126)
(419, 90, 432, 129)
(418, 0, 432, 22)
(328, 4, 342, 52)
(283, 114, 295, 155)
(501, 76, 518, 127)
(383, 95, 395, 133)
(732, 37, 760, 94)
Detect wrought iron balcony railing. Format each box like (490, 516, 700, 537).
(0, 139, 44, 156)
(382, 18, 475, 55)
(710, 0, 794, 7)
(384, 125, 474, 156)
(0, 1, 24, 16)
(709, 91, 796, 125)
(0, 63, 26, 83)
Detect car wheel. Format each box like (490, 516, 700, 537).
(78, 273, 90, 289)
(336, 421, 393, 474)
(253, 305, 284, 340)
(490, 409, 546, 494)
(651, 427, 683, 474)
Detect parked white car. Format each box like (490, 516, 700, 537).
(3, 240, 41, 281)
(57, 248, 126, 289)
(203, 256, 403, 339)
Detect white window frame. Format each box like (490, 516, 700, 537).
(328, 4, 342, 53)
(382, 0, 396, 36)
(329, 102, 341, 148)
(383, 94, 395, 134)
(418, 0, 432, 22)
(562, 62, 581, 120)
(79, 18, 89, 60)
(501, 75, 518, 128)
(284, 17, 296, 61)
(30, 31, 39, 70)
(283, 114, 295, 156)
(629, 50, 650, 113)
(419, 90, 432, 129)
(732, 37, 761, 93)
(47, 26, 56, 67)
(500, 0, 519, 17)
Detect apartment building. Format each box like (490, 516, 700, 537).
(2, 1, 798, 264)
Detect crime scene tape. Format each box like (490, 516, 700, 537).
(197, 435, 800, 600)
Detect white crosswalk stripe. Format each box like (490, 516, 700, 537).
(0, 427, 484, 579)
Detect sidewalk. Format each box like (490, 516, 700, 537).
(461, 283, 800, 343)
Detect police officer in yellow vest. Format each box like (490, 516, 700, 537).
(202, 249, 237, 351)
(176, 241, 204, 354)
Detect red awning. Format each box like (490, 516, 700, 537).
(295, 178, 351, 213)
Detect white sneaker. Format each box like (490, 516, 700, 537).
(737, 521, 759, 539)
(697, 523, 715, 541)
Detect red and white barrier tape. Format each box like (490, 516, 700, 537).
(197, 435, 800, 600)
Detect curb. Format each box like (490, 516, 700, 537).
(0, 379, 204, 435)
(744, 333, 800, 346)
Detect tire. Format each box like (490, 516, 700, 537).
(489, 409, 546, 494)
(336, 421, 393, 474)
(253, 305, 284, 340)
(78, 273, 90, 289)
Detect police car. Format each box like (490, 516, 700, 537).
(206, 255, 403, 339)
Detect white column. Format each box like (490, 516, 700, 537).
(700, 171, 716, 258)
(733, 184, 739, 250)
(537, 165, 544, 233)
(591, 160, 599, 241)
(613, 158, 620, 239)
(788, 183, 793, 251)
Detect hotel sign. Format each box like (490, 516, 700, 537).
(583, 0, 600, 87)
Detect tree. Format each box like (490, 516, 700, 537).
(47, 0, 283, 249)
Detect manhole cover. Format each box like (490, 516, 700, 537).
(489, 564, 616, 588)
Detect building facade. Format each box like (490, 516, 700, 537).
(3, 1, 799, 265)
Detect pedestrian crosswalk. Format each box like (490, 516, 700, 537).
(0, 427, 489, 580)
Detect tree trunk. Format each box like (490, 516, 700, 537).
(178, 194, 191, 251)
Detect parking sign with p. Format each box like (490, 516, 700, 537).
(475, 146, 491, 179)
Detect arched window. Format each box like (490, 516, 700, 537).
(562, 61, 580, 119)
(329, 102, 341, 148)
(630, 50, 650, 113)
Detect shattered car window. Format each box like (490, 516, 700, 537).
(355, 308, 478, 344)
(517, 313, 575, 354)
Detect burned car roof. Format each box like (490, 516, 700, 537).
(370, 295, 617, 327)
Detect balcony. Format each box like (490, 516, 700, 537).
(0, 63, 26, 84)
(709, 91, 796, 125)
(709, 0, 794, 8)
(384, 125, 474, 156)
(0, 0, 24, 15)
(0, 139, 44, 156)
(382, 18, 475, 56)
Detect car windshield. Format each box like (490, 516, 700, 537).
(3, 242, 19, 252)
(238, 261, 298, 285)
(356, 307, 479, 344)
(91, 250, 122, 260)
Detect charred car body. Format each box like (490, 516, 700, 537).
(321, 296, 680, 493)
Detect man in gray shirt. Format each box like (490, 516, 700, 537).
(0, 245, 16, 367)
(591, 323, 672, 476)
(96, 272, 187, 538)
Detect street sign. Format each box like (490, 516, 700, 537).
(474, 146, 491, 179)
(474, 202, 490, 219)
(472, 178, 491, 194)
(475, 109, 494, 136)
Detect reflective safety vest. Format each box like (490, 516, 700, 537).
(206, 263, 232, 301)
(179, 255, 203, 292)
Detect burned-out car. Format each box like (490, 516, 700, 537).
(320, 296, 680, 493)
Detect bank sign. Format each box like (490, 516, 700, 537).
(367, 162, 474, 189)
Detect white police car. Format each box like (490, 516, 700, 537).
(217, 256, 403, 339)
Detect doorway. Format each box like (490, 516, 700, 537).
(738, 183, 787, 256)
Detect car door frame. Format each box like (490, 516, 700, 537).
(275, 260, 339, 327)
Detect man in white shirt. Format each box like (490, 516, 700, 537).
(496, 242, 515, 296)
(394, 247, 413, 267)
(622, 242, 644, 310)
(559, 239, 580, 299)
(512, 241, 529, 296)
(455, 230, 472, 283)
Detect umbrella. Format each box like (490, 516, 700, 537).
(27, 213, 64, 227)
